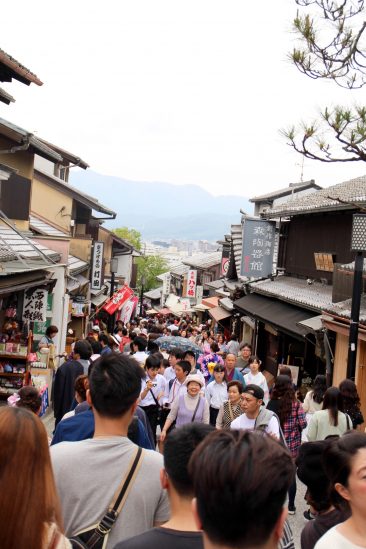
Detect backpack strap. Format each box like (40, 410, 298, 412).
(86, 447, 144, 547)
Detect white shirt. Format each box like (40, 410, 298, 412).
(206, 381, 228, 409)
(314, 525, 363, 549)
(244, 372, 269, 403)
(163, 377, 187, 407)
(133, 351, 149, 367)
(140, 373, 166, 406)
(164, 366, 176, 382)
(230, 413, 280, 439)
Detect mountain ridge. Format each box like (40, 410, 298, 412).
(70, 170, 252, 240)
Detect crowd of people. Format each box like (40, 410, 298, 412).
(1, 314, 365, 549)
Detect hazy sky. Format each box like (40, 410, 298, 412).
(1, 0, 365, 196)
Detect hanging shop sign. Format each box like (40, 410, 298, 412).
(221, 247, 230, 277)
(196, 285, 203, 304)
(162, 273, 171, 296)
(103, 285, 134, 315)
(22, 288, 47, 322)
(240, 218, 276, 278)
(120, 296, 138, 323)
(185, 269, 197, 298)
(91, 241, 104, 291)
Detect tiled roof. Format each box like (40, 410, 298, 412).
(144, 287, 162, 300)
(170, 263, 190, 277)
(68, 254, 89, 275)
(204, 279, 225, 289)
(250, 180, 320, 202)
(0, 87, 15, 105)
(250, 276, 333, 312)
(30, 214, 69, 238)
(263, 175, 366, 218)
(0, 117, 62, 162)
(0, 48, 43, 86)
(182, 252, 221, 270)
(324, 295, 366, 325)
(230, 224, 243, 278)
(0, 226, 60, 262)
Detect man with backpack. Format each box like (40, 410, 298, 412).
(230, 384, 280, 439)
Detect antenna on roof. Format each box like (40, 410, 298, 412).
(295, 156, 305, 183)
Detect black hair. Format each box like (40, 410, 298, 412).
(322, 387, 344, 426)
(169, 347, 184, 359)
(147, 340, 159, 353)
(240, 342, 252, 351)
(323, 431, 366, 508)
(89, 353, 145, 418)
(175, 360, 192, 376)
(74, 340, 93, 360)
(164, 423, 215, 496)
(189, 430, 294, 547)
(133, 336, 147, 352)
(145, 353, 161, 371)
(17, 386, 42, 414)
(312, 375, 327, 404)
(210, 342, 219, 353)
(89, 338, 102, 355)
(45, 325, 58, 337)
(184, 350, 195, 360)
(98, 333, 110, 346)
(122, 328, 128, 336)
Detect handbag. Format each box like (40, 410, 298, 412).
(69, 447, 143, 549)
(149, 388, 163, 422)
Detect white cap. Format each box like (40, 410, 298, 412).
(92, 325, 100, 332)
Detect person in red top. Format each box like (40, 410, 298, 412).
(119, 328, 131, 352)
(267, 374, 307, 515)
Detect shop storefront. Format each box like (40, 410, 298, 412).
(234, 293, 327, 388)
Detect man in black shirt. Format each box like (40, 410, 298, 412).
(114, 423, 214, 549)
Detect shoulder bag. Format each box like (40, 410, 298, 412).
(69, 447, 143, 549)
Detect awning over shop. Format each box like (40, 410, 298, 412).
(158, 308, 172, 316)
(202, 296, 219, 309)
(209, 306, 232, 323)
(234, 293, 315, 339)
(66, 274, 89, 294)
(90, 292, 109, 308)
(193, 303, 210, 312)
(0, 269, 54, 295)
(297, 315, 331, 333)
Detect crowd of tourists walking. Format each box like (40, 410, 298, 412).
(1, 314, 365, 549)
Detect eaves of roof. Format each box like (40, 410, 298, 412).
(249, 180, 319, 203)
(0, 48, 43, 86)
(34, 169, 116, 218)
(0, 87, 15, 105)
(0, 117, 62, 162)
(261, 176, 366, 218)
(38, 138, 89, 169)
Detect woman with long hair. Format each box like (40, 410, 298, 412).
(315, 432, 366, 548)
(303, 374, 327, 414)
(339, 379, 364, 430)
(0, 407, 70, 549)
(267, 374, 307, 514)
(302, 374, 327, 442)
(307, 387, 352, 442)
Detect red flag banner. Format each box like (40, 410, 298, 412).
(103, 285, 134, 315)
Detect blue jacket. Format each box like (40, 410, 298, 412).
(209, 369, 245, 386)
(51, 409, 154, 450)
